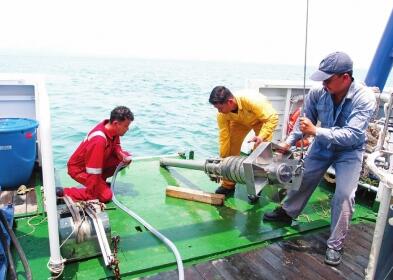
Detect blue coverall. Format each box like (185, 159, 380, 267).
(283, 81, 376, 250)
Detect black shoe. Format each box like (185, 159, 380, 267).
(263, 207, 292, 223)
(324, 248, 342, 266)
(215, 186, 235, 196)
(56, 187, 64, 197)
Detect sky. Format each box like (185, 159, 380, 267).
(1, 0, 393, 68)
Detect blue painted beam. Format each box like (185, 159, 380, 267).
(365, 9, 393, 91)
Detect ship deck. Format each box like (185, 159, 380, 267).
(0, 154, 378, 279)
(141, 222, 374, 280)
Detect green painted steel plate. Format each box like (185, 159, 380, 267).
(13, 155, 377, 279)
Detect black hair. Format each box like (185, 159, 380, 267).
(338, 71, 354, 81)
(209, 86, 234, 105)
(110, 106, 134, 123)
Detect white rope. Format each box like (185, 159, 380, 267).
(47, 258, 66, 280)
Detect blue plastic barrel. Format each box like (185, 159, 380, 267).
(0, 118, 39, 189)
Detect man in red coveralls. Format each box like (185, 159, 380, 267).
(58, 106, 133, 203)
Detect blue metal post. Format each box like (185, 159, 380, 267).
(365, 9, 393, 91)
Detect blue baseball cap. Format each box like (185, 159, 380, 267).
(310, 52, 353, 81)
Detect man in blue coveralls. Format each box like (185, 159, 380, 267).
(263, 52, 376, 266)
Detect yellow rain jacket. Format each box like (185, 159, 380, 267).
(217, 90, 278, 158)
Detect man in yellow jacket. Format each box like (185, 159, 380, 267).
(209, 86, 279, 196)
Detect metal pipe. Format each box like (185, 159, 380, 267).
(160, 157, 247, 183)
(358, 181, 379, 193)
(365, 128, 393, 279)
(367, 151, 393, 187)
(160, 143, 304, 197)
(327, 166, 379, 193)
(160, 158, 206, 171)
(365, 183, 393, 279)
(84, 206, 113, 267)
(376, 91, 393, 104)
(376, 92, 393, 150)
(36, 79, 64, 273)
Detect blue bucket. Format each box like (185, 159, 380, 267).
(0, 118, 39, 189)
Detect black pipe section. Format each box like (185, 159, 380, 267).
(0, 224, 17, 279)
(0, 210, 32, 280)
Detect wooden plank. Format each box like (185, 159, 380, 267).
(0, 190, 14, 207)
(264, 245, 325, 280)
(254, 244, 300, 276)
(340, 250, 367, 279)
(141, 223, 374, 280)
(184, 266, 204, 280)
(265, 243, 305, 275)
(240, 250, 284, 280)
(166, 186, 225, 206)
(211, 258, 246, 280)
(25, 189, 37, 213)
(346, 231, 372, 253)
(194, 262, 225, 280)
(141, 270, 178, 280)
(299, 251, 346, 280)
(13, 191, 27, 215)
(350, 226, 374, 245)
(359, 222, 375, 234)
(312, 232, 366, 279)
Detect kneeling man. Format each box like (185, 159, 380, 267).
(60, 106, 133, 202)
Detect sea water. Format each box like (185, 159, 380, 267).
(0, 55, 391, 168)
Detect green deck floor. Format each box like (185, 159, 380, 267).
(12, 155, 377, 279)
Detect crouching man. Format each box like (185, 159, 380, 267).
(59, 106, 133, 203)
(209, 86, 278, 196)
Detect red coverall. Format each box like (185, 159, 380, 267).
(64, 120, 129, 202)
